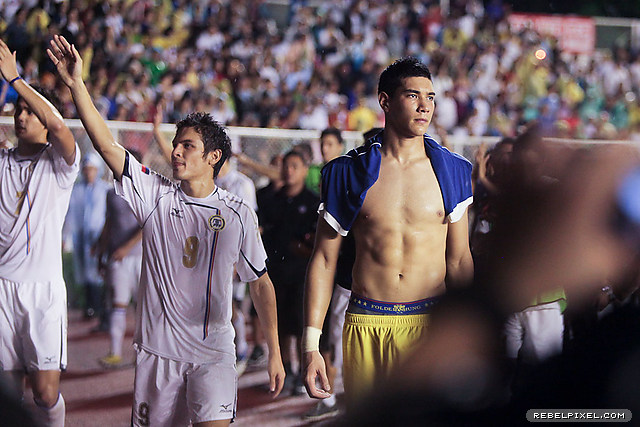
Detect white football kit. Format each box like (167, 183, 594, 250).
(0, 144, 80, 371)
(116, 152, 268, 425)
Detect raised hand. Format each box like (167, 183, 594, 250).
(0, 39, 20, 82)
(153, 99, 165, 129)
(47, 35, 83, 88)
(152, 100, 173, 162)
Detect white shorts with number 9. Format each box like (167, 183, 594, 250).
(132, 346, 237, 426)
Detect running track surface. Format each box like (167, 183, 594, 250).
(25, 309, 343, 426)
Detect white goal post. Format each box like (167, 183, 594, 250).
(0, 116, 634, 186)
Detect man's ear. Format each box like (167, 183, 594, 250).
(207, 149, 223, 167)
(379, 92, 390, 113)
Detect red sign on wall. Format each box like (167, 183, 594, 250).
(508, 13, 595, 54)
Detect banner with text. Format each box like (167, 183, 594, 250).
(508, 13, 595, 54)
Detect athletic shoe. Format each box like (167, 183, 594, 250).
(99, 354, 124, 369)
(303, 401, 340, 421)
(236, 352, 249, 376)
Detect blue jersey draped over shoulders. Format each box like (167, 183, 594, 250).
(318, 133, 473, 236)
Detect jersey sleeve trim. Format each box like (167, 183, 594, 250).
(318, 202, 348, 236)
(117, 150, 144, 204)
(319, 140, 381, 236)
(448, 195, 473, 223)
(122, 149, 131, 179)
(424, 136, 474, 221)
(240, 249, 267, 279)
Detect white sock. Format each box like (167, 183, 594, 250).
(324, 394, 337, 407)
(34, 393, 65, 427)
(110, 307, 127, 357)
(233, 309, 248, 356)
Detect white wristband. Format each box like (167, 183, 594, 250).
(302, 326, 322, 352)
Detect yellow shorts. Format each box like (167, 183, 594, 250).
(342, 312, 429, 406)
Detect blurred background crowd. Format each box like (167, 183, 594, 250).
(0, 0, 639, 141)
(1, 1, 640, 424)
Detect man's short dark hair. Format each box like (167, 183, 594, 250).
(282, 149, 307, 166)
(320, 127, 344, 145)
(291, 143, 312, 166)
(175, 112, 231, 178)
(378, 57, 432, 97)
(19, 84, 63, 114)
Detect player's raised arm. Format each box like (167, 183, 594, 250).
(152, 103, 172, 163)
(0, 39, 76, 163)
(234, 152, 281, 182)
(48, 34, 126, 179)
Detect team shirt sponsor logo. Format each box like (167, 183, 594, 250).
(170, 208, 184, 218)
(208, 214, 225, 231)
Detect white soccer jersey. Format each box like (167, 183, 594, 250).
(116, 152, 267, 364)
(0, 144, 80, 283)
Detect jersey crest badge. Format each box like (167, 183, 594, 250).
(208, 214, 225, 231)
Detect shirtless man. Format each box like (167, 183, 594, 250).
(302, 57, 474, 406)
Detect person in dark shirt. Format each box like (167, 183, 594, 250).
(258, 149, 320, 394)
(255, 154, 283, 215)
(247, 154, 284, 365)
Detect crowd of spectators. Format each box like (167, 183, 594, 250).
(1, 0, 640, 141)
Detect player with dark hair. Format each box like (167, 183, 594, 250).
(49, 34, 284, 426)
(303, 57, 474, 406)
(0, 38, 79, 427)
(174, 112, 232, 178)
(377, 56, 433, 96)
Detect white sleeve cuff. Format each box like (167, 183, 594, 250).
(318, 203, 349, 236)
(448, 196, 473, 223)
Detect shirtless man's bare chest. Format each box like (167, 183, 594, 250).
(352, 152, 448, 301)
